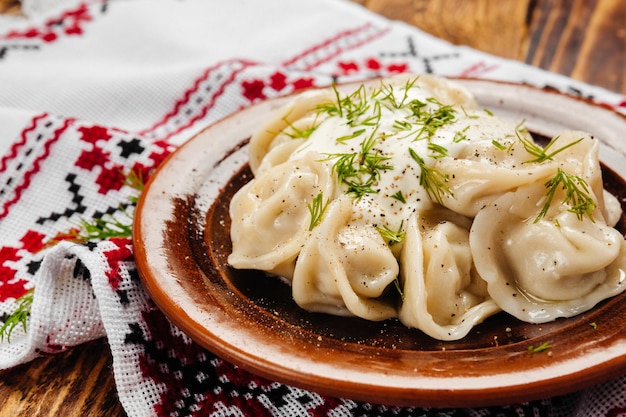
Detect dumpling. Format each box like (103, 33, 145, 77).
(435, 120, 566, 218)
(228, 151, 334, 279)
(398, 210, 501, 340)
(292, 196, 399, 321)
(255, 137, 306, 175)
(549, 131, 620, 226)
(470, 180, 626, 323)
(436, 157, 557, 218)
(469, 131, 626, 323)
(248, 89, 334, 175)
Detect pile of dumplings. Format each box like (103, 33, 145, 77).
(228, 74, 626, 341)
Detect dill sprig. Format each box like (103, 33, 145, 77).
(0, 288, 34, 342)
(46, 168, 145, 247)
(379, 77, 419, 109)
(45, 206, 135, 248)
(317, 83, 373, 127)
(124, 168, 146, 204)
(392, 119, 413, 132)
(491, 140, 507, 150)
(323, 129, 393, 199)
(427, 142, 449, 159)
(519, 132, 584, 164)
(317, 83, 345, 118)
(279, 115, 320, 140)
(528, 342, 551, 353)
(409, 147, 453, 206)
(453, 125, 469, 143)
(394, 278, 405, 300)
(307, 192, 329, 230)
(377, 221, 405, 246)
(1, 169, 146, 344)
(77, 209, 135, 240)
(411, 98, 457, 141)
(336, 128, 366, 144)
(390, 190, 406, 203)
(535, 168, 597, 223)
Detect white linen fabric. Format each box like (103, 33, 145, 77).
(0, 1, 625, 416)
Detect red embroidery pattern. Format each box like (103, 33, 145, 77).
(0, 118, 74, 220)
(74, 124, 172, 194)
(335, 57, 409, 77)
(137, 59, 257, 142)
(0, 230, 44, 302)
(76, 125, 123, 194)
(0, 3, 94, 43)
(281, 22, 391, 71)
(608, 407, 626, 417)
(130, 307, 349, 417)
(103, 237, 132, 290)
(240, 71, 316, 102)
(456, 61, 501, 78)
(135, 23, 391, 142)
(0, 113, 47, 175)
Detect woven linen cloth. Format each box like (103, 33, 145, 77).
(1, 1, 625, 416)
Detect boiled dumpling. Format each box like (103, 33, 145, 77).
(228, 152, 334, 279)
(248, 89, 334, 174)
(470, 180, 626, 323)
(292, 196, 399, 321)
(398, 210, 501, 340)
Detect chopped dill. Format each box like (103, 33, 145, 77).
(377, 221, 405, 246)
(317, 83, 373, 127)
(394, 278, 405, 300)
(336, 128, 366, 144)
(380, 77, 419, 109)
(409, 147, 453, 206)
(411, 98, 457, 141)
(392, 119, 413, 131)
(519, 132, 585, 164)
(534, 168, 597, 223)
(453, 125, 470, 143)
(0, 289, 34, 342)
(427, 142, 449, 158)
(323, 129, 393, 199)
(528, 342, 551, 353)
(390, 190, 407, 204)
(307, 192, 329, 230)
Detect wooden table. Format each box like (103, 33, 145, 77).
(0, 0, 624, 415)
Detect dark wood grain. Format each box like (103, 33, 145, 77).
(352, 0, 626, 94)
(0, 340, 125, 416)
(0, 0, 624, 415)
(527, 0, 626, 94)
(353, 0, 533, 59)
(0, 0, 19, 15)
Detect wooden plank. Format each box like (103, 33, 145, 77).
(0, 341, 126, 416)
(0, 0, 19, 15)
(351, 0, 532, 59)
(352, 0, 626, 94)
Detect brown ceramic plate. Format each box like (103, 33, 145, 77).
(133, 79, 626, 408)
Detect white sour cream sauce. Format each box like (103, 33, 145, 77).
(289, 84, 519, 232)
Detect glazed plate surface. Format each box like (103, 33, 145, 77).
(133, 79, 626, 407)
